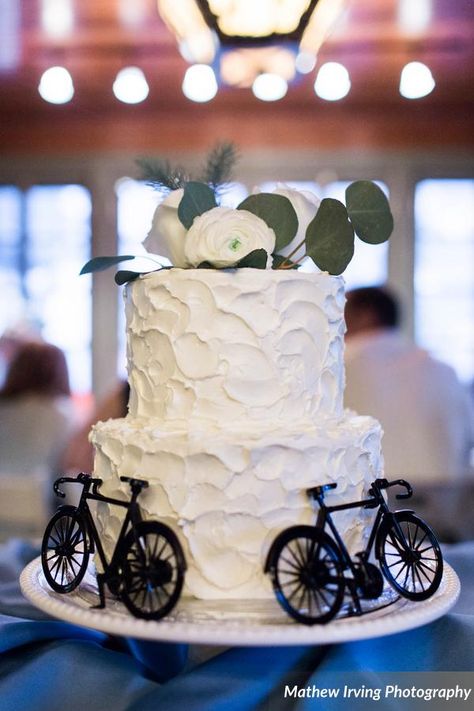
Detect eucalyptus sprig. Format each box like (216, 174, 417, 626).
(80, 254, 170, 285)
(175, 179, 393, 275)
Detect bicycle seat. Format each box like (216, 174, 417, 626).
(120, 476, 149, 491)
(306, 482, 337, 499)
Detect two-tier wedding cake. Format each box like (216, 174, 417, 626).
(87, 156, 393, 600)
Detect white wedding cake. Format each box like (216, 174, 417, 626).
(87, 169, 392, 601)
(91, 267, 383, 599)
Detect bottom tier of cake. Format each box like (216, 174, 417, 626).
(91, 414, 383, 599)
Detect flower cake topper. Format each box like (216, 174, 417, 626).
(81, 143, 394, 282)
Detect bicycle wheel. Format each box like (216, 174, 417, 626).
(377, 512, 443, 601)
(120, 521, 185, 620)
(41, 506, 89, 593)
(268, 526, 345, 625)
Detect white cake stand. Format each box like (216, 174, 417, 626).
(20, 557, 460, 647)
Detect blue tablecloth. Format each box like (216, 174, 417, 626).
(0, 539, 473, 711)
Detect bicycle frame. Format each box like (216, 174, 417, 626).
(75, 485, 142, 575)
(314, 486, 410, 578)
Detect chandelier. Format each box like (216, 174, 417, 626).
(157, 0, 346, 87)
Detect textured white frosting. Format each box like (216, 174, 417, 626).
(92, 413, 383, 599)
(125, 268, 346, 427)
(92, 268, 385, 601)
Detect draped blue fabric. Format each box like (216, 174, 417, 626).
(0, 538, 472, 710)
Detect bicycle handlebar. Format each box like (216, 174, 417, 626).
(53, 473, 103, 499)
(372, 478, 413, 500)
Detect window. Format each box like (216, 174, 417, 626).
(116, 178, 161, 376)
(414, 179, 474, 383)
(0, 185, 92, 393)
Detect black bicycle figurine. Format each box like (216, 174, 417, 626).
(41, 472, 186, 620)
(265, 477, 443, 625)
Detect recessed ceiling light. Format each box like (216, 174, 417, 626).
(182, 64, 218, 102)
(38, 66, 74, 104)
(399, 62, 435, 99)
(252, 73, 288, 101)
(314, 62, 350, 101)
(113, 67, 149, 104)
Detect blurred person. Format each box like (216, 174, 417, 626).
(0, 341, 75, 477)
(61, 380, 129, 474)
(344, 286, 474, 483)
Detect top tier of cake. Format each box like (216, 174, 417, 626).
(125, 268, 345, 429)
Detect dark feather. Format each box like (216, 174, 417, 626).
(136, 157, 188, 191)
(200, 142, 238, 191)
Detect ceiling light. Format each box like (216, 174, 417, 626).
(158, 0, 346, 87)
(182, 64, 218, 102)
(38, 66, 74, 104)
(113, 67, 149, 104)
(252, 73, 288, 101)
(399, 62, 435, 99)
(314, 62, 350, 101)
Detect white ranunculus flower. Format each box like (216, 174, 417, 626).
(271, 185, 320, 262)
(184, 206, 276, 269)
(142, 188, 188, 267)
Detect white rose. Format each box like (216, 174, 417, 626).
(184, 206, 276, 269)
(142, 188, 188, 267)
(271, 185, 320, 262)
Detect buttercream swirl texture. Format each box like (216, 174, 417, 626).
(126, 269, 346, 427)
(92, 268, 384, 600)
(92, 414, 382, 599)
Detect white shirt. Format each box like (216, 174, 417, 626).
(344, 329, 474, 483)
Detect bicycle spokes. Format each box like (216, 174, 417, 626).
(379, 513, 443, 601)
(121, 522, 185, 620)
(270, 528, 345, 624)
(41, 508, 89, 593)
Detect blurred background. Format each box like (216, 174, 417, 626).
(0, 0, 473, 539)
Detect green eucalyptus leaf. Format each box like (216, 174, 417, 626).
(345, 180, 393, 244)
(80, 255, 135, 275)
(114, 270, 142, 285)
(178, 181, 217, 229)
(237, 194, 298, 251)
(306, 198, 354, 275)
(235, 248, 268, 269)
(272, 254, 300, 270)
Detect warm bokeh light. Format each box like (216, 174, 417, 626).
(113, 67, 150, 104)
(182, 64, 218, 102)
(208, 0, 312, 37)
(399, 62, 435, 99)
(314, 62, 350, 101)
(38, 66, 74, 104)
(221, 47, 295, 87)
